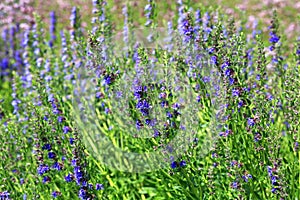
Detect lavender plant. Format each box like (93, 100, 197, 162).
(0, 1, 299, 200)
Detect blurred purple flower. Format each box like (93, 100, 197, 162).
(95, 183, 104, 190)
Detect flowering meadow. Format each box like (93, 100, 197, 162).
(0, 0, 299, 199)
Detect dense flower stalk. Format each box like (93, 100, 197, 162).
(49, 11, 56, 47)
